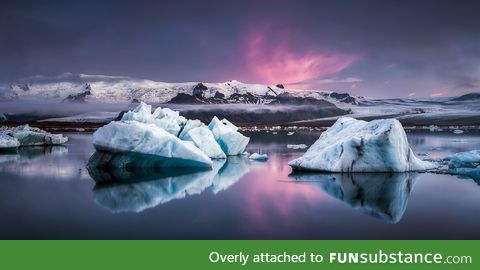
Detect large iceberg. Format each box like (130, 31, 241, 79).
(289, 117, 435, 172)
(0, 125, 68, 147)
(91, 102, 249, 169)
(93, 121, 213, 168)
(208, 116, 249, 155)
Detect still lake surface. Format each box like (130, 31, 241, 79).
(0, 130, 479, 239)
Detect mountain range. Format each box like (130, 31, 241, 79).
(1, 73, 480, 126)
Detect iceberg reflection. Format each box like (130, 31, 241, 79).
(88, 154, 250, 213)
(289, 172, 418, 223)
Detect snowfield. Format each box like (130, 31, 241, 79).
(289, 117, 436, 172)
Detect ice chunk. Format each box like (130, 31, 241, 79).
(453, 129, 464, 134)
(208, 116, 249, 155)
(249, 153, 268, 161)
(442, 150, 480, 183)
(152, 107, 187, 136)
(121, 102, 152, 123)
(289, 117, 436, 172)
(11, 124, 68, 146)
(183, 126, 226, 159)
(429, 125, 442, 132)
(178, 119, 204, 139)
(0, 133, 19, 150)
(121, 103, 186, 136)
(287, 132, 295, 136)
(287, 144, 308, 149)
(93, 121, 212, 168)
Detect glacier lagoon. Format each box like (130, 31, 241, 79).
(0, 130, 479, 239)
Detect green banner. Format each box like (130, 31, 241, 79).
(0, 240, 476, 269)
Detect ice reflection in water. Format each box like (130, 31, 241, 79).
(88, 155, 249, 213)
(289, 172, 418, 223)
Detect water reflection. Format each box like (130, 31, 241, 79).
(88, 155, 250, 213)
(289, 172, 418, 223)
(0, 146, 68, 164)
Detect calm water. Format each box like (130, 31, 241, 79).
(0, 130, 479, 239)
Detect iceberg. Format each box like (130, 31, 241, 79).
(289, 117, 436, 172)
(178, 119, 204, 139)
(249, 153, 268, 161)
(441, 150, 480, 183)
(182, 126, 226, 159)
(289, 172, 417, 223)
(1, 124, 68, 146)
(92, 121, 213, 168)
(0, 133, 19, 150)
(286, 144, 308, 150)
(121, 102, 185, 136)
(208, 116, 249, 155)
(92, 102, 249, 169)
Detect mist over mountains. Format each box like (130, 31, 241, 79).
(1, 73, 480, 126)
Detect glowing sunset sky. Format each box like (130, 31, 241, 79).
(1, 0, 479, 98)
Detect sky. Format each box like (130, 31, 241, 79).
(1, 0, 480, 98)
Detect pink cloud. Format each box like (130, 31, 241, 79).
(245, 29, 357, 89)
(431, 91, 447, 97)
(408, 92, 416, 97)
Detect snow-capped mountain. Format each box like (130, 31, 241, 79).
(0, 73, 365, 106)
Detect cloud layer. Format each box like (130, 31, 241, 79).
(1, 0, 479, 98)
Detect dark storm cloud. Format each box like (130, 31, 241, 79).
(1, 0, 479, 97)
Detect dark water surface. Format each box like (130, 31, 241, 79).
(0, 130, 479, 239)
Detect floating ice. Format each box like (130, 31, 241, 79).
(208, 116, 250, 155)
(453, 129, 464, 134)
(287, 132, 295, 136)
(249, 153, 268, 161)
(121, 102, 185, 136)
(287, 144, 308, 149)
(178, 119, 204, 139)
(0, 124, 68, 147)
(93, 121, 213, 168)
(441, 150, 480, 183)
(182, 126, 226, 159)
(289, 117, 436, 172)
(429, 125, 442, 132)
(92, 103, 249, 169)
(0, 133, 19, 150)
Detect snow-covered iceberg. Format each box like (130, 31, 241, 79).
(0, 125, 68, 147)
(208, 116, 249, 155)
(289, 172, 417, 223)
(289, 117, 436, 172)
(91, 102, 249, 169)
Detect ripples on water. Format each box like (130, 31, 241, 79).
(0, 131, 479, 239)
